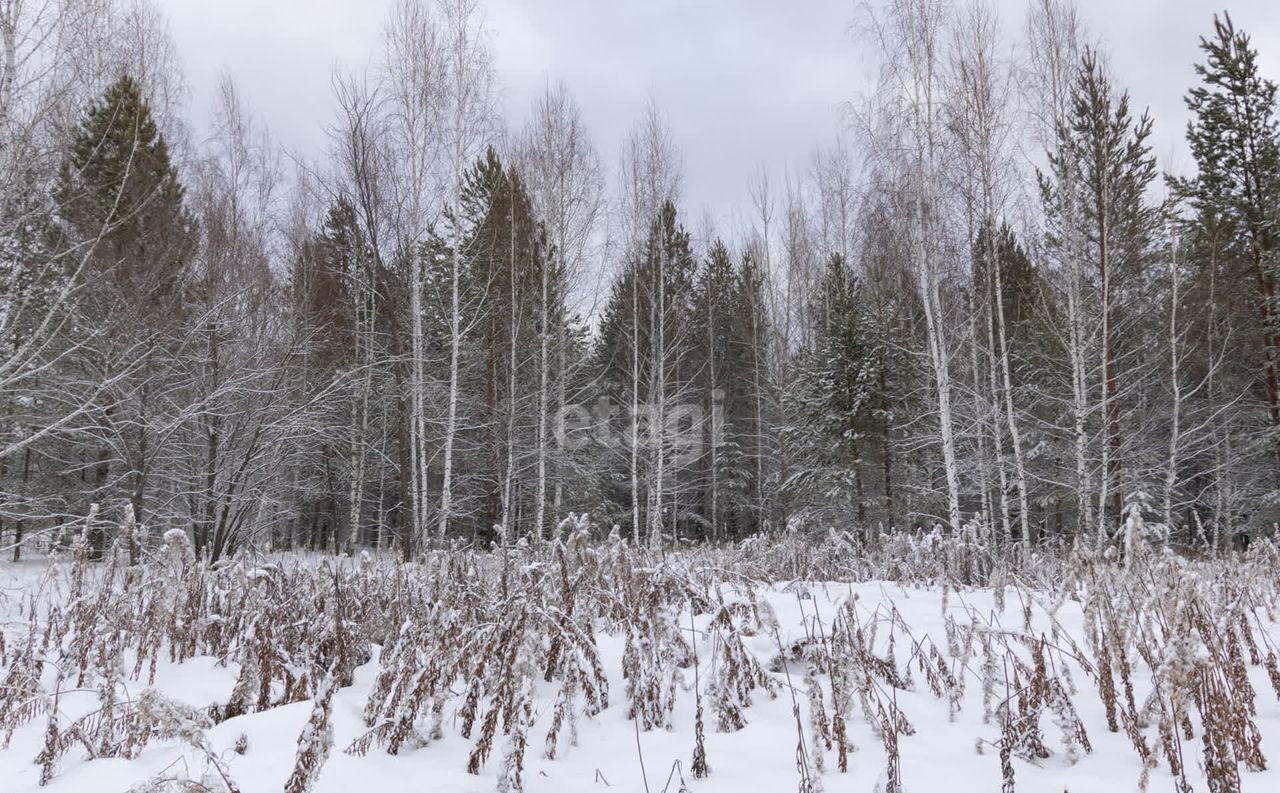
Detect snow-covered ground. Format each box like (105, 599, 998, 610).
(1, 533, 1278, 792)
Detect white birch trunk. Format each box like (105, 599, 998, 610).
(534, 227, 550, 543)
(500, 191, 518, 544)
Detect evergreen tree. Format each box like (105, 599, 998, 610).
(1041, 51, 1161, 531)
(972, 220, 1053, 537)
(1177, 12, 1280, 464)
(287, 196, 369, 553)
(688, 240, 735, 540)
(729, 247, 771, 534)
(785, 254, 888, 535)
(973, 222, 1043, 351)
(58, 76, 196, 317)
(687, 239, 768, 539)
(466, 149, 550, 543)
(0, 176, 63, 558)
(595, 200, 697, 542)
(54, 74, 197, 544)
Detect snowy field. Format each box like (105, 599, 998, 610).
(1, 527, 1278, 793)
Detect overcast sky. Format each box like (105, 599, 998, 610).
(159, 0, 1280, 228)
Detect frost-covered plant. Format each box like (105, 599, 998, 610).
(283, 672, 336, 793)
(2, 514, 1279, 792)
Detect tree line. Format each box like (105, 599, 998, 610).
(2, 0, 1278, 558)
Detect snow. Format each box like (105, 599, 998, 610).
(1, 546, 1278, 793)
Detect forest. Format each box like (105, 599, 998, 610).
(6, 3, 1280, 792)
(2, 0, 1280, 559)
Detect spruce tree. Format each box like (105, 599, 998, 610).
(595, 200, 697, 541)
(730, 247, 771, 534)
(0, 178, 62, 559)
(972, 220, 1054, 539)
(55, 74, 197, 542)
(287, 197, 370, 553)
(786, 254, 887, 534)
(689, 239, 766, 539)
(689, 240, 735, 540)
(466, 149, 549, 542)
(58, 75, 196, 315)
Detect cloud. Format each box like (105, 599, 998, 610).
(157, 0, 1280, 226)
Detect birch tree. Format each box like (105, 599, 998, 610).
(381, 0, 442, 550)
(180, 76, 295, 560)
(1026, 0, 1092, 538)
(615, 102, 680, 544)
(946, 0, 1030, 542)
(434, 0, 494, 543)
(862, 0, 963, 529)
(516, 83, 603, 539)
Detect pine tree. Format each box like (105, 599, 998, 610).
(1176, 12, 1280, 464)
(465, 149, 550, 543)
(1041, 51, 1160, 533)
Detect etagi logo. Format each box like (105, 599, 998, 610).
(556, 390, 726, 466)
